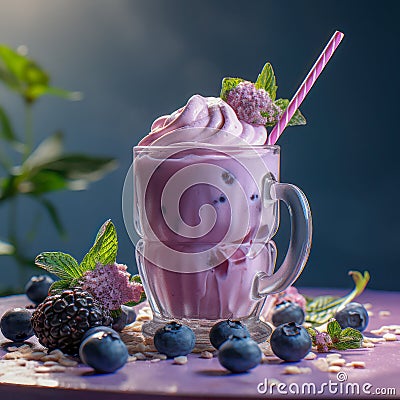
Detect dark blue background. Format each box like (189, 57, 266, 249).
(0, 0, 399, 291)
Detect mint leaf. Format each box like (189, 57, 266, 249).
(306, 271, 370, 326)
(335, 335, 363, 350)
(255, 62, 277, 101)
(80, 220, 118, 272)
(306, 327, 317, 345)
(35, 252, 81, 280)
(220, 77, 244, 101)
(49, 279, 71, 293)
(341, 327, 363, 341)
(275, 98, 306, 126)
(327, 320, 342, 342)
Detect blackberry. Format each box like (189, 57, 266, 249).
(32, 288, 112, 355)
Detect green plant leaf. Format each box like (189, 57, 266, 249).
(42, 154, 117, 181)
(0, 106, 16, 142)
(0, 45, 80, 104)
(80, 220, 118, 272)
(255, 62, 277, 101)
(35, 251, 81, 280)
(34, 197, 66, 237)
(22, 131, 64, 172)
(274, 98, 306, 126)
(0, 239, 14, 255)
(306, 327, 317, 344)
(19, 170, 68, 195)
(49, 279, 71, 293)
(341, 327, 363, 341)
(335, 334, 363, 350)
(220, 77, 244, 101)
(306, 271, 370, 326)
(327, 320, 342, 342)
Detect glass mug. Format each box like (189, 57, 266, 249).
(133, 141, 312, 345)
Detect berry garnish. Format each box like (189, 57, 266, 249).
(0, 308, 34, 342)
(82, 326, 119, 342)
(79, 330, 128, 373)
(334, 302, 369, 332)
(153, 322, 196, 358)
(112, 305, 137, 332)
(32, 288, 112, 355)
(209, 319, 250, 350)
(218, 336, 262, 373)
(270, 322, 311, 362)
(25, 275, 54, 305)
(271, 301, 305, 327)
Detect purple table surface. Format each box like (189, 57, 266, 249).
(0, 288, 399, 400)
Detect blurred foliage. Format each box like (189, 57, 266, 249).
(0, 45, 117, 278)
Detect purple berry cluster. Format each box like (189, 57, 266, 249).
(226, 81, 282, 126)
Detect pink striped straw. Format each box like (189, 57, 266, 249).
(267, 30, 344, 145)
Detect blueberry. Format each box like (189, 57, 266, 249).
(112, 305, 137, 331)
(209, 320, 250, 349)
(271, 301, 305, 327)
(154, 322, 195, 358)
(1, 308, 34, 342)
(79, 330, 128, 373)
(218, 336, 262, 373)
(335, 302, 369, 332)
(82, 326, 119, 342)
(270, 322, 311, 362)
(25, 275, 54, 305)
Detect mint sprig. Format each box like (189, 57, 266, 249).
(34, 220, 145, 306)
(254, 62, 277, 101)
(219, 61, 306, 128)
(307, 319, 363, 352)
(306, 271, 370, 326)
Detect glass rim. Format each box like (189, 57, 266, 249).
(133, 144, 280, 151)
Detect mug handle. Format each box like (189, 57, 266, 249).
(251, 176, 312, 299)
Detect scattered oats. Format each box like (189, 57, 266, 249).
(368, 337, 385, 343)
(49, 350, 64, 359)
(395, 329, 400, 335)
(362, 342, 375, 348)
(261, 347, 275, 357)
(326, 353, 341, 360)
(283, 366, 311, 375)
(304, 352, 317, 360)
(136, 314, 152, 321)
(16, 359, 27, 366)
(363, 303, 373, 310)
(7, 346, 20, 352)
(329, 358, 346, 367)
(127, 356, 137, 363)
(370, 329, 383, 335)
(4, 352, 22, 360)
(200, 351, 213, 359)
(262, 357, 283, 364)
(351, 361, 366, 369)
(173, 356, 188, 365)
(303, 322, 313, 328)
(328, 365, 342, 373)
(368, 311, 374, 317)
(133, 352, 146, 360)
(26, 352, 47, 361)
(43, 361, 58, 366)
(151, 358, 161, 363)
(130, 322, 143, 332)
(387, 325, 400, 330)
(379, 310, 391, 317)
(137, 343, 146, 352)
(36, 378, 59, 387)
(313, 358, 329, 372)
(19, 344, 32, 354)
(58, 358, 78, 367)
(383, 333, 397, 341)
(41, 355, 60, 362)
(34, 366, 52, 373)
(346, 363, 353, 367)
(156, 354, 167, 360)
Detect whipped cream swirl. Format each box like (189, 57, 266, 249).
(138, 95, 268, 146)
